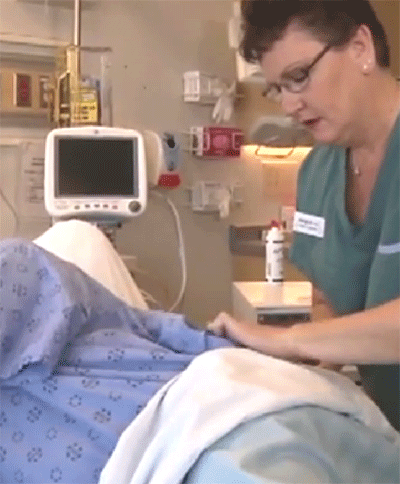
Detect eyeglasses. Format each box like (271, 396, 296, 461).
(262, 44, 331, 102)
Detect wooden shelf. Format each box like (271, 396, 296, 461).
(16, 0, 97, 9)
(0, 34, 67, 64)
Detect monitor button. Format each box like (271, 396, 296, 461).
(94, 204, 100, 208)
(128, 201, 141, 212)
(74, 205, 80, 210)
(112, 205, 118, 210)
(103, 204, 109, 208)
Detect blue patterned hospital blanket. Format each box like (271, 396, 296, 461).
(0, 239, 232, 484)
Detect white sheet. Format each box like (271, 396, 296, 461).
(99, 347, 396, 484)
(34, 219, 148, 309)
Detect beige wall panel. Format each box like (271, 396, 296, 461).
(371, 0, 400, 77)
(235, 83, 284, 143)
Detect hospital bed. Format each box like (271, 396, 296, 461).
(0, 222, 399, 484)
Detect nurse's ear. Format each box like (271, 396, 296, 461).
(346, 24, 377, 75)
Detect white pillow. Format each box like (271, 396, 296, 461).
(34, 219, 148, 310)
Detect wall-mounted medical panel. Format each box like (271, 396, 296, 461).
(190, 126, 244, 158)
(0, 67, 53, 116)
(0, 35, 63, 119)
(183, 71, 225, 105)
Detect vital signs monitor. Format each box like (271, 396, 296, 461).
(44, 126, 147, 221)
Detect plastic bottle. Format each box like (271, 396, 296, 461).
(265, 222, 284, 283)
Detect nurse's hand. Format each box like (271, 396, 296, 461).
(207, 312, 301, 361)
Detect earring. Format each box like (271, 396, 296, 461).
(363, 59, 372, 74)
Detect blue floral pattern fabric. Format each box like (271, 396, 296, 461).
(0, 239, 232, 483)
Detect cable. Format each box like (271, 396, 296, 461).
(96, 223, 119, 249)
(0, 187, 20, 236)
(150, 190, 187, 313)
(139, 288, 163, 310)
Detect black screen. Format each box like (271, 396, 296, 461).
(56, 137, 137, 196)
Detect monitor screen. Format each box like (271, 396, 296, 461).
(55, 137, 138, 197)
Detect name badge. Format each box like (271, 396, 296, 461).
(378, 242, 400, 254)
(293, 211, 325, 238)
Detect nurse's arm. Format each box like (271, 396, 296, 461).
(286, 297, 400, 364)
(312, 286, 336, 320)
(311, 286, 342, 370)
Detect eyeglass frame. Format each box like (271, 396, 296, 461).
(262, 44, 332, 101)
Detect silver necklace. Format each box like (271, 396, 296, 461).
(351, 161, 361, 176)
(346, 148, 361, 176)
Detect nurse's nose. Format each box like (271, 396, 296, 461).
(280, 90, 305, 118)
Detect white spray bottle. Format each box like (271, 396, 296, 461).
(265, 221, 284, 283)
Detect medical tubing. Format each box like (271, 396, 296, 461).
(150, 191, 187, 312)
(140, 288, 163, 309)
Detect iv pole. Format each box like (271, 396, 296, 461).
(54, 0, 81, 126)
(54, 0, 107, 126)
(73, 0, 81, 80)
(74, 0, 81, 48)
(67, 0, 81, 125)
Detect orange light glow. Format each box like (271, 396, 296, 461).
(241, 145, 312, 164)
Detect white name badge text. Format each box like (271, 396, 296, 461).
(293, 211, 325, 238)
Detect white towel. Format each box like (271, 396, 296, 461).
(99, 347, 396, 484)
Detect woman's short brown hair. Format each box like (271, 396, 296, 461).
(240, 0, 390, 68)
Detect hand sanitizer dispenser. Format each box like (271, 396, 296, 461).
(143, 130, 181, 188)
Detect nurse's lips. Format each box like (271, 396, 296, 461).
(302, 117, 321, 128)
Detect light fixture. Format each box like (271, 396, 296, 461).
(241, 145, 312, 164)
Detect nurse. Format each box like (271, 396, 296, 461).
(208, 0, 400, 430)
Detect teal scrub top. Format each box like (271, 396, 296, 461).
(290, 114, 400, 430)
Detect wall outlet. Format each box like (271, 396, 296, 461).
(280, 205, 295, 232)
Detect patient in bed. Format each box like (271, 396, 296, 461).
(0, 220, 232, 483)
(0, 221, 399, 484)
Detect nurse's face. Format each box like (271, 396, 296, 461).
(260, 25, 368, 146)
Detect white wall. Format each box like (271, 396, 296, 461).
(1, 0, 280, 325)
